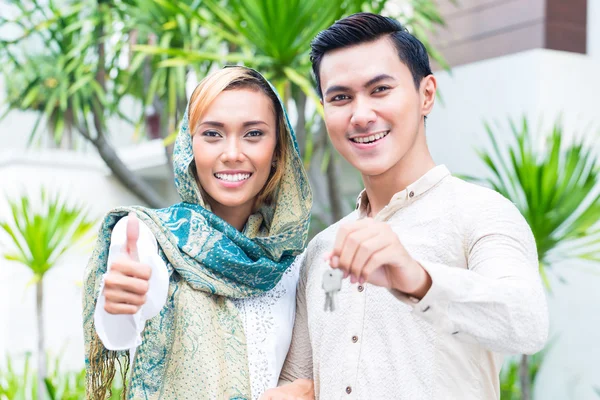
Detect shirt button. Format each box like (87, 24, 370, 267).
(346, 386, 352, 394)
(352, 335, 358, 343)
(357, 285, 364, 292)
(409, 191, 415, 198)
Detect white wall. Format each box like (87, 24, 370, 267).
(588, 0, 600, 60)
(427, 48, 600, 400)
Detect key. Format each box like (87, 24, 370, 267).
(322, 268, 343, 312)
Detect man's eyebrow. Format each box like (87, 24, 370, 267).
(324, 74, 395, 97)
(364, 74, 395, 87)
(324, 85, 351, 97)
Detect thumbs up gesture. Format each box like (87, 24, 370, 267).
(103, 213, 152, 315)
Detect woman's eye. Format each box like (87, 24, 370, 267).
(245, 130, 263, 138)
(202, 130, 221, 138)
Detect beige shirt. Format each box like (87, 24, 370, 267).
(279, 165, 548, 400)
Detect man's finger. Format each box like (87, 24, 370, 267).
(361, 246, 393, 287)
(331, 218, 372, 257)
(337, 228, 376, 273)
(349, 232, 389, 282)
(126, 212, 140, 262)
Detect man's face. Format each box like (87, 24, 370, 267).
(319, 37, 433, 178)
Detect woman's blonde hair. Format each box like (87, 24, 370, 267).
(188, 67, 290, 208)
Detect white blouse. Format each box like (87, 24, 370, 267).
(94, 216, 300, 399)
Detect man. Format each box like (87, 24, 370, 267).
(262, 12, 548, 400)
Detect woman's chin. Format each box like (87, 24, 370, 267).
(209, 193, 256, 210)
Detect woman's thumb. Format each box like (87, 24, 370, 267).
(125, 212, 140, 261)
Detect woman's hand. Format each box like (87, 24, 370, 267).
(103, 213, 152, 315)
(260, 379, 315, 400)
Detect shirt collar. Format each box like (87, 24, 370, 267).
(356, 165, 451, 219)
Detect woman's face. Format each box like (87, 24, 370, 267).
(192, 88, 277, 216)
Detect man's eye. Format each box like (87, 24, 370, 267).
(373, 86, 390, 94)
(331, 94, 350, 102)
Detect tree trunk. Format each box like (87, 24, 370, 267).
(36, 280, 46, 400)
(520, 354, 531, 400)
(293, 90, 307, 152)
(88, 2, 166, 208)
(93, 134, 166, 208)
(325, 150, 344, 223)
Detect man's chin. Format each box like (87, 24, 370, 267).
(354, 163, 391, 178)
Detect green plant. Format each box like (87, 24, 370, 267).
(0, 354, 32, 399)
(0, 353, 123, 400)
(1, 0, 452, 222)
(500, 352, 544, 400)
(469, 117, 600, 400)
(0, 190, 96, 400)
(0, 0, 169, 207)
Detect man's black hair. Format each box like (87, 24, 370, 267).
(310, 12, 432, 98)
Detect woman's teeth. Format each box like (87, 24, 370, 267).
(350, 131, 389, 144)
(215, 173, 251, 182)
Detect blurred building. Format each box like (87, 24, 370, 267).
(427, 1, 600, 399)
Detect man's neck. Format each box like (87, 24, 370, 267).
(362, 136, 436, 217)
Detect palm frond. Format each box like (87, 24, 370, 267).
(471, 117, 600, 274)
(0, 189, 96, 277)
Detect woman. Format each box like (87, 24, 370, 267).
(82, 66, 312, 399)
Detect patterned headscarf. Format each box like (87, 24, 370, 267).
(83, 67, 312, 399)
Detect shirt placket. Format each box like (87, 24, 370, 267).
(341, 190, 408, 398)
(340, 281, 367, 399)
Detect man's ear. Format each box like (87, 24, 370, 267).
(420, 75, 437, 117)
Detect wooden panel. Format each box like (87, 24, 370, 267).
(431, 0, 544, 47)
(435, 0, 514, 17)
(429, 0, 587, 68)
(545, 0, 587, 53)
(547, 0, 587, 24)
(432, 21, 544, 68)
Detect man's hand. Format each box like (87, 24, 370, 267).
(103, 213, 152, 314)
(260, 379, 315, 400)
(325, 218, 431, 298)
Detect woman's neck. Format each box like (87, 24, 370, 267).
(208, 200, 254, 231)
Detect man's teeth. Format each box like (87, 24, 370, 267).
(351, 131, 389, 143)
(215, 173, 251, 182)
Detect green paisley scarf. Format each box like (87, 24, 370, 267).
(82, 69, 312, 399)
